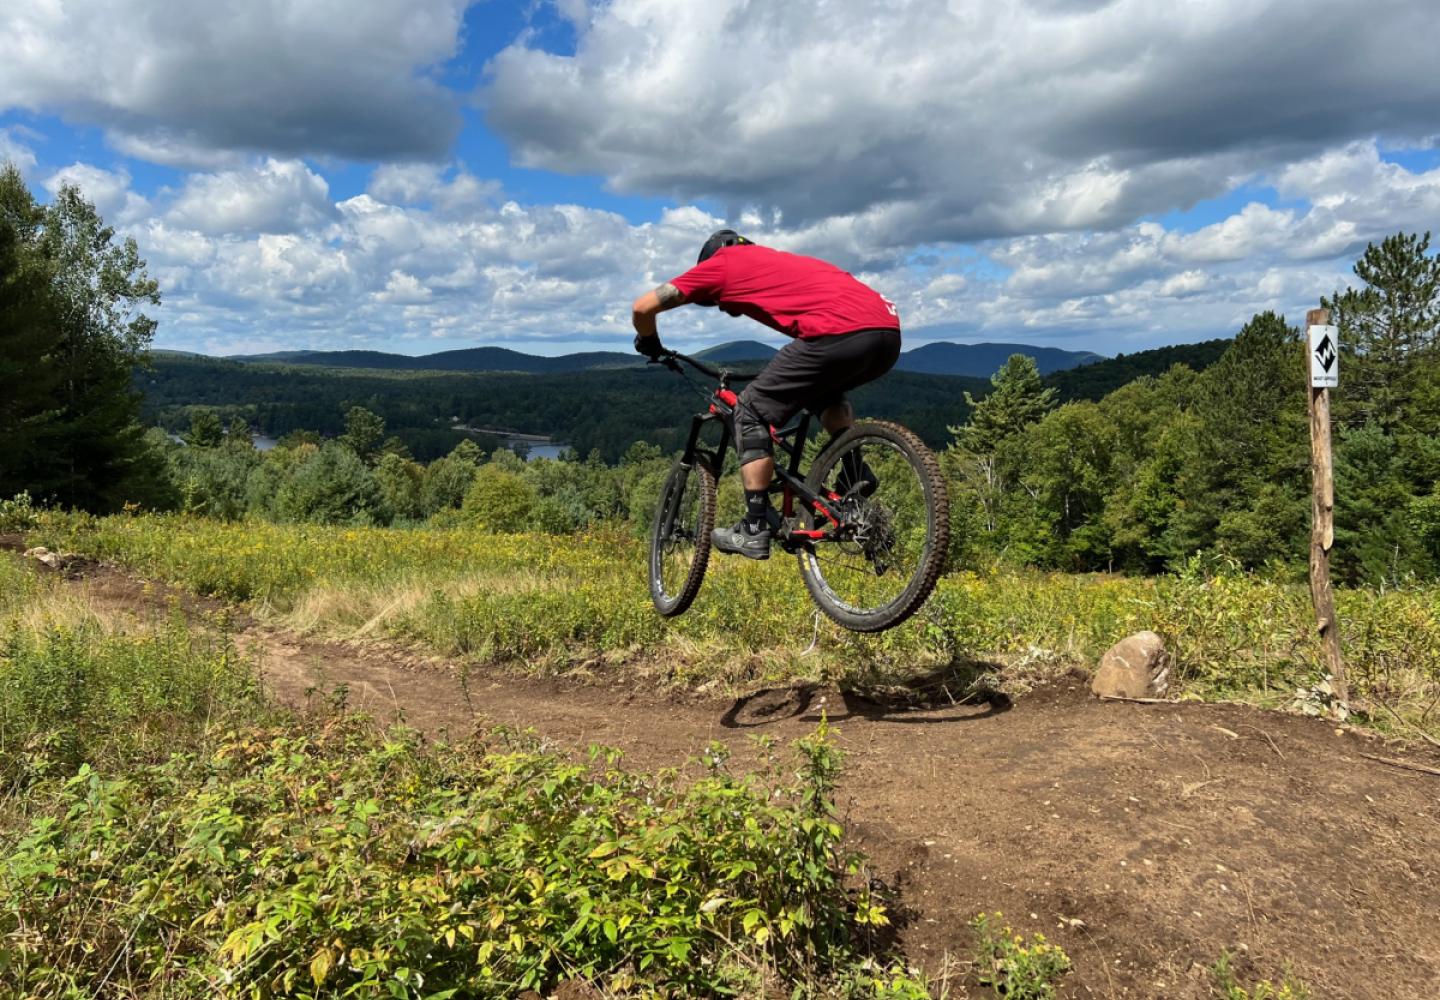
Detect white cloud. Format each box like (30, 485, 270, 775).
(1165, 204, 1295, 264)
(367, 163, 501, 213)
(483, 0, 1440, 250)
(0, 126, 39, 175)
(44, 163, 150, 224)
(1155, 269, 1209, 298)
(375, 270, 433, 304)
(0, 0, 473, 162)
(22, 117, 1427, 361)
(167, 159, 335, 235)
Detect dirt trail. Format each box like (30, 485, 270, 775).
(59, 562, 1440, 998)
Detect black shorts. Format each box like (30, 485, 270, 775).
(739, 327, 901, 429)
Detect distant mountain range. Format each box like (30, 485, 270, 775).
(228, 339, 1106, 379)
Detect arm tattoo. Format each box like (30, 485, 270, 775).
(654, 282, 685, 307)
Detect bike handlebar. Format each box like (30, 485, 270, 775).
(655, 350, 763, 382)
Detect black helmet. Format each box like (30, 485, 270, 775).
(697, 229, 753, 264)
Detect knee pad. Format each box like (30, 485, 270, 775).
(735, 407, 774, 465)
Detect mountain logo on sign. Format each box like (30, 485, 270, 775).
(1314, 334, 1336, 372)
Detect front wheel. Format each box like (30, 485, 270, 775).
(649, 458, 717, 616)
(797, 421, 949, 632)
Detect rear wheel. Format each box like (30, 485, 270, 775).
(796, 421, 948, 632)
(649, 458, 717, 616)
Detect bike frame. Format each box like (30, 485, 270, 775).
(663, 352, 849, 546)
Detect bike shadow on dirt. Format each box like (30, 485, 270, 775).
(719, 656, 1014, 729)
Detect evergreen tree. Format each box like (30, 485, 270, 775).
(187, 408, 224, 448)
(339, 405, 385, 464)
(946, 354, 1058, 544)
(225, 417, 254, 450)
(0, 163, 163, 509)
(1166, 312, 1308, 566)
(954, 354, 1058, 455)
(1325, 231, 1440, 433)
(0, 179, 62, 495)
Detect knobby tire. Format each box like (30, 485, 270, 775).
(648, 458, 716, 617)
(798, 420, 949, 632)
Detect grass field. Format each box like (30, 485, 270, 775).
(28, 512, 1440, 736)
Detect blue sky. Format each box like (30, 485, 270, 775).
(3, 0, 1439, 358)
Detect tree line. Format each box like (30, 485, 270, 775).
(944, 233, 1440, 584)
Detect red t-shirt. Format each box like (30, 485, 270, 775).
(668, 245, 900, 339)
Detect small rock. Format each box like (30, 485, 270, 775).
(1091, 630, 1169, 699)
(23, 546, 64, 569)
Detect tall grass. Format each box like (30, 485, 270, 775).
(30, 513, 1440, 734)
(1, 558, 268, 786)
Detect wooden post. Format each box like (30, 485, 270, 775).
(1305, 307, 1348, 709)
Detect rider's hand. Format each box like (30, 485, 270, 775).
(634, 332, 665, 360)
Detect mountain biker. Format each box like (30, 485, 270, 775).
(631, 229, 901, 560)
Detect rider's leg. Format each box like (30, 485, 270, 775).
(709, 404, 783, 559)
(822, 399, 875, 496)
(819, 400, 853, 435)
(740, 455, 776, 530)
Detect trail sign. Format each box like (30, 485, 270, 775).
(1309, 323, 1339, 388)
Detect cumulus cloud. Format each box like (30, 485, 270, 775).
(166, 160, 336, 235)
(0, 126, 39, 175)
(44, 163, 150, 224)
(28, 135, 1437, 359)
(483, 0, 1440, 249)
(0, 0, 473, 162)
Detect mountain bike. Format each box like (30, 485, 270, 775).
(647, 350, 949, 633)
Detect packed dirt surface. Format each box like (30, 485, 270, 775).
(45, 559, 1440, 998)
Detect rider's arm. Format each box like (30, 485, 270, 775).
(632, 283, 687, 341)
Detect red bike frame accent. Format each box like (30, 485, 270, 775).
(666, 351, 848, 550)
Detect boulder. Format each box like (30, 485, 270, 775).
(1091, 630, 1169, 699)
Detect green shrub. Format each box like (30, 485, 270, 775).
(463, 464, 538, 533)
(0, 491, 37, 533)
(171, 444, 260, 519)
(0, 611, 265, 781)
(275, 443, 392, 526)
(28, 513, 1440, 737)
(970, 911, 1071, 999)
(2, 719, 889, 998)
(374, 452, 425, 521)
(1211, 951, 1310, 999)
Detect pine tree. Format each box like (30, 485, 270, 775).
(0, 163, 164, 509)
(1324, 231, 1440, 432)
(339, 405, 385, 464)
(1166, 312, 1309, 565)
(953, 354, 1058, 455)
(187, 409, 224, 448)
(946, 354, 1057, 539)
(0, 174, 63, 496)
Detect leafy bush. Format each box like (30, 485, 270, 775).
(1211, 951, 1311, 999)
(275, 443, 392, 526)
(374, 452, 425, 521)
(420, 439, 484, 514)
(0, 607, 265, 782)
(970, 911, 1071, 999)
(2, 718, 889, 998)
(28, 513, 1440, 737)
(171, 444, 260, 519)
(463, 463, 538, 533)
(0, 491, 37, 533)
